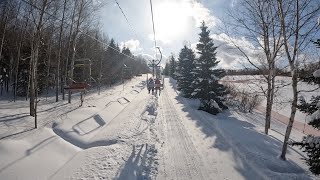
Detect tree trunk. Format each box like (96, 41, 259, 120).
(278, 0, 300, 160)
(68, 34, 77, 103)
(55, 0, 67, 102)
(0, 10, 8, 66)
(45, 39, 52, 99)
(30, 45, 36, 116)
(14, 42, 21, 102)
(63, 0, 76, 101)
(269, 68, 276, 128)
(68, 0, 84, 103)
(26, 55, 31, 101)
(265, 72, 272, 134)
(29, 0, 48, 121)
(280, 68, 298, 160)
(30, 35, 40, 119)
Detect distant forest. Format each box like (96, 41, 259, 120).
(225, 62, 320, 77)
(0, 0, 149, 102)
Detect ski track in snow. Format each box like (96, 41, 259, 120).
(158, 89, 209, 180)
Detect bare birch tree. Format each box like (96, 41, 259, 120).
(227, 0, 284, 134)
(28, 0, 53, 128)
(55, 0, 67, 102)
(67, 0, 96, 103)
(277, 0, 320, 160)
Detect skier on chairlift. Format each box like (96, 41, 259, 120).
(148, 77, 155, 94)
(155, 78, 161, 96)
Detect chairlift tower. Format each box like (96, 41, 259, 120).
(149, 47, 162, 78)
(73, 58, 92, 84)
(65, 58, 92, 106)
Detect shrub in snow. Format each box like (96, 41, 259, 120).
(224, 83, 261, 113)
(225, 83, 238, 101)
(231, 86, 261, 113)
(246, 93, 260, 113)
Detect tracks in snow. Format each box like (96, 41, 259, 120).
(159, 89, 209, 180)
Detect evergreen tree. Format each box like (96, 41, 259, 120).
(105, 39, 121, 83)
(191, 21, 228, 115)
(169, 55, 176, 79)
(163, 62, 170, 76)
(293, 39, 320, 175)
(176, 45, 196, 97)
(122, 46, 132, 57)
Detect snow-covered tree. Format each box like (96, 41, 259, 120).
(176, 45, 195, 97)
(293, 101, 320, 175)
(293, 39, 320, 175)
(191, 21, 228, 115)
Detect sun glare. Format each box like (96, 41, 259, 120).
(152, 1, 190, 43)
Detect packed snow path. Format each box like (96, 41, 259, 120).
(156, 79, 264, 180)
(158, 90, 208, 179)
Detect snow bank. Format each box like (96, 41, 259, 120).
(0, 128, 79, 180)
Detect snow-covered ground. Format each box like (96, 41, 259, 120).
(0, 75, 318, 179)
(223, 75, 320, 123)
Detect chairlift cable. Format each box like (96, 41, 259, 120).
(149, 0, 162, 70)
(149, 0, 157, 49)
(114, 0, 140, 40)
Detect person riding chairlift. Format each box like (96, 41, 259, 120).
(155, 78, 161, 95)
(148, 77, 155, 94)
(155, 78, 160, 86)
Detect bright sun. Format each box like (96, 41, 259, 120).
(152, 1, 191, 44)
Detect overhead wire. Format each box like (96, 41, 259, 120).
(114, 0, 139, 40)
(149, 0, 157, 49)
(149, 0, 162, 67)
(80, 31, 136, 60)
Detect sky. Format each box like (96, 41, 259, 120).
(98, 0, 244, 68)
(98, 0, 319, 69)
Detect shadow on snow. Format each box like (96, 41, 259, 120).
(168, 78, 312, 179)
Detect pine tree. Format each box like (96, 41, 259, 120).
(293, 39, 320, 175)
(163, 62, 170, 76)
(191, 21, 228, 115)
(176, 45, 196, 97)
(105, 39, 121, 84)
(169, 55, 176, 79)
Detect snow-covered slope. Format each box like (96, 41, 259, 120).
(0, 75, 317, 179)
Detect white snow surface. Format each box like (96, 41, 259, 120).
(0, 75, 318, 179)
(222, 75, 320, 123)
